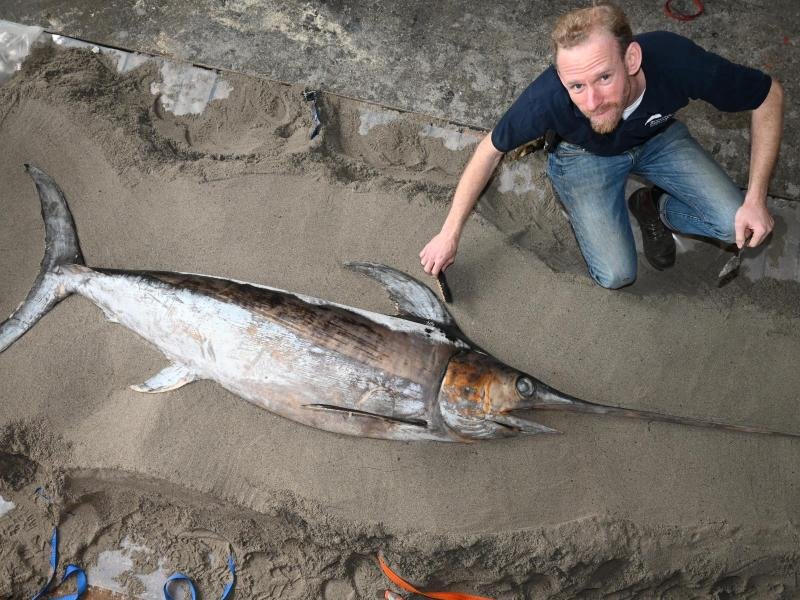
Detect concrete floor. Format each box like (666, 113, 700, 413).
(2, 0, 798, 201)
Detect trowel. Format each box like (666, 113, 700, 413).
(717, 232, 752, 287)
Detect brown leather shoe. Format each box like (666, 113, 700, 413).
(628, 187, 676, 270)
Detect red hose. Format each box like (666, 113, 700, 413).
(378, 554, 495, 600)
(665, 0, 704, 21)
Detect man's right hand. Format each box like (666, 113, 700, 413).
(417, 132, 505, 277)
(419, 231, 458, 276)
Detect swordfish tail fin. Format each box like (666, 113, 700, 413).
(0, 165, 85, 352)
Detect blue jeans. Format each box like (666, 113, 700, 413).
(547, 121, 742, 289)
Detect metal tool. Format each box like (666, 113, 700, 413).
(436, 270, 452, 303)
(717, 232, 752, 287)
(543, 128, 560, 153)
(508, 128, 560, 161)
(302, 89, 322, 139)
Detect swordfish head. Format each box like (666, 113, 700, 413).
(436, 350, 562, 440)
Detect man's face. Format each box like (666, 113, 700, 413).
(556, 31, 633, 134)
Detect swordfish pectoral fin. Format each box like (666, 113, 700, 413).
(130, 363, 198, 394)
(302, 404, 457, 441)
(343, 262, 455, 327)
(303, 403, 429, 428)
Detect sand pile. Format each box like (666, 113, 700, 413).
(1, 43, 799, 598)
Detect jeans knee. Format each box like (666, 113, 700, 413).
(704, 199, 738, 243)
(716, 222, 737, 244)
(590, 267, 636, 289)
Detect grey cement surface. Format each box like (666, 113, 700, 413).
(1, 0, 798, 201)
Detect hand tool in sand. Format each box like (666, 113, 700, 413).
(302, 89, 322, 139)
(436, 270, 452, 303)
(717, 232, 752, 287)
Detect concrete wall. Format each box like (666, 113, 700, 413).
(2, 0, 797, 198)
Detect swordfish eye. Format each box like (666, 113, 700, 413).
(515, 376, 535, 398)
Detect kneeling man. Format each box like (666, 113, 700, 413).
(420, 2, 783, 289)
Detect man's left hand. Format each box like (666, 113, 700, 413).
(734, 196, 774, 249)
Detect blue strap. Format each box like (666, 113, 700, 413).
(49, 529, 58, 571)
(220, 554, 236, 600)
(32, 528, 58, 600)
(163, 573, 198, 600)
(51, 564, 88, 600)
(163, 554, 236, 600)
(32, 528, 87, 600)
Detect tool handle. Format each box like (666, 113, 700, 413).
(436, 271, 452, 303)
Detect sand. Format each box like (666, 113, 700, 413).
(1, 43, 799, 599)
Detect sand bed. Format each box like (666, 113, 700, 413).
(1, 44, 799, 598)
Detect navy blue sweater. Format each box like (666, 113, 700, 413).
(491, 31, 772, 156)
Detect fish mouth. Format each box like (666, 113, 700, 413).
(491, 410, 560, 435)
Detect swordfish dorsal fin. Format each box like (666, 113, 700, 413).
(344, 262, 455, 327)
(130, 363, 198, 394)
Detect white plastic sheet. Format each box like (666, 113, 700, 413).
(0, 20, 43, 83)
(0, 494, 15, 518)
(150, 60, 232, 115)
(2, 18, 231, 116)
(52, 33, 151, 73)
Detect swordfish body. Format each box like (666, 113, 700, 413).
(2, 165, 798, 442)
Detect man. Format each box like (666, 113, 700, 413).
(419, 2, 783, 289)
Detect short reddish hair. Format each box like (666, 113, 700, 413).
(551, 2, 634, 62)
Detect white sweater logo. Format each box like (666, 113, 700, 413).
(645, 113, 672, 127)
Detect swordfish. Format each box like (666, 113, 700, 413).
(1, 165, 797, 442)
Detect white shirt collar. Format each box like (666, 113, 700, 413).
(622, 87, 646, 120)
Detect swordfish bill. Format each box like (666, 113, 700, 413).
(2, 165, 798, 442)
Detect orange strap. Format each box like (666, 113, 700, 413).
(378, 554, 494, 600)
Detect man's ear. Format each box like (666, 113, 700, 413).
(625, 41, 642, 75)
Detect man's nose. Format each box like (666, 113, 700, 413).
(585, 86, 601, 111)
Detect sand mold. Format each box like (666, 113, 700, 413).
(2, 443, 798, 599)
(1, 43, 799, 598)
